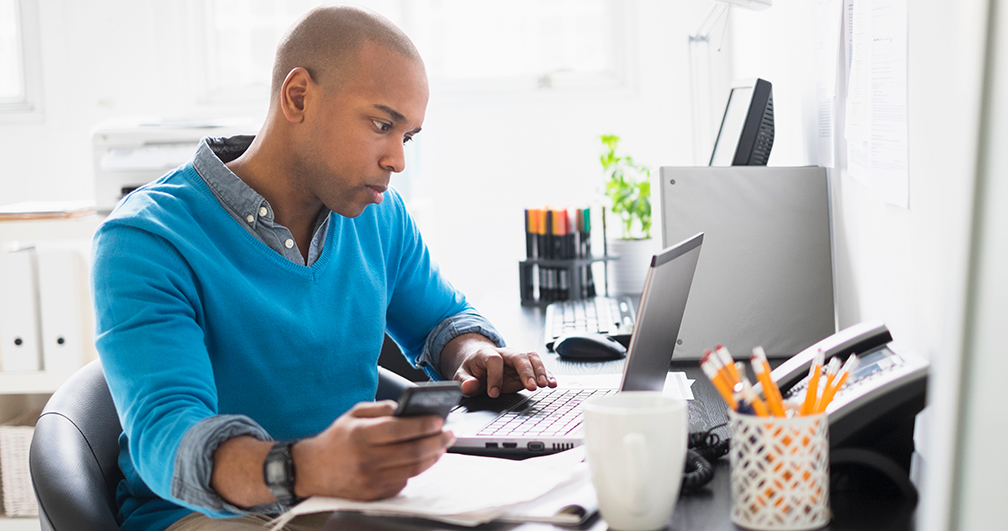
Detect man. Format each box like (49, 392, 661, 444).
(91, 6, 555, 531)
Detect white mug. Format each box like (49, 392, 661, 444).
(583, 392, 688, 531)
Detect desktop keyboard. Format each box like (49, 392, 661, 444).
(475, 387, 617, 437)
(543, 295, 636, 351)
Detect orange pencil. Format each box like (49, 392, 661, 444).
(801, 349, 825, 415)
(751, 346, 786, 417)
(701, 350, 737, 410)
(816, 354, 860, 413)
(813, 356, 842, 413)
(716, 345, 741, 387)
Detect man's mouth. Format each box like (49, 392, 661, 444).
(366, 184, 387, 204)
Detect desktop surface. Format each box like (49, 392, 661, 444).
(367, 302, 916, 531)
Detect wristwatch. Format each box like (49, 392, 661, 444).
(263, 441, 300, 506)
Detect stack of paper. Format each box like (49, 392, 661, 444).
(270, 447, 596, 530)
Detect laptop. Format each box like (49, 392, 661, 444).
(447, 232, 704, 457)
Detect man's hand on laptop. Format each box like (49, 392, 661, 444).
(441, 333, 557, 397)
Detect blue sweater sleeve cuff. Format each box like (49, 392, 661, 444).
(417, 309, 505, 380)
(171, 415, 286, 517)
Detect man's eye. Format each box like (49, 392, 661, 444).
(373, 120, 391, 132)
(403, 136, 413, 145)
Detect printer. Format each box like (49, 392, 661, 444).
(91, 117, 257, 213)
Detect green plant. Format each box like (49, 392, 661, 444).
(599, 134, 652, 240)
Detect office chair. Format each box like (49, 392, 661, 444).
(30, 359, 415, 531)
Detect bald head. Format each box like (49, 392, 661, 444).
(270, 5, 423, 102)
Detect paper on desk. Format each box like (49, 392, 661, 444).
(552, 371, 694, 400)
(270, 446, 589, 529)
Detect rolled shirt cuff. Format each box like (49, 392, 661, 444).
(417, 309, 505, 380)
(171, 414, 287, 517)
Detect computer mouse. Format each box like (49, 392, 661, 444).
(553, 333, 627, 361)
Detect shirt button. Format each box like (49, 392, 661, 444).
(284, 239, 294, 249)
(259, 206, 268, 217)
(246, 214, 255, 224)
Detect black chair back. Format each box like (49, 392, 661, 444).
(28, 359, 415, 531)
(30, 360, 123, 531)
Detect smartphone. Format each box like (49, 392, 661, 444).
(393, 381, 463, 419)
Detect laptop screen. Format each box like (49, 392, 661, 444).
(620, 232, 703, 391)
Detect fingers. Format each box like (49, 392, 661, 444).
(349, 400, 398, 418)
(526, 350, 558, 388)
(453, 365, 484, 397)
(483, 352, 504, 398)
(456, 346, 558, 397)
(370, 429, 456, 470)
(496, 349, 557, 394)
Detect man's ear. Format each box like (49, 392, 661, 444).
(279, 67, 313, 124)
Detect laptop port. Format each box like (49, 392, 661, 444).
(484, 442, 498, 449)
(502, 442, 517, 449)
(528, 441, 545, 451)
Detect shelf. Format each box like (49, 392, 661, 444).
(0, 516, 41, 530)
(0, 371, 75, 395)
(0, 214, 103, 244)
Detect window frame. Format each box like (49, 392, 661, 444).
(0, 0, 44, 121)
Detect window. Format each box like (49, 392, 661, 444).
(406, 0, 625, 92)
(197, 0, 402, 105)
(0, 0, 41, 116)
(196, 0, 626, 104)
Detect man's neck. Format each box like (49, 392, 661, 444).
(225, 134, 324, 262)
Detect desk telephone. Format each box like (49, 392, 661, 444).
(769, 320, 929, 503)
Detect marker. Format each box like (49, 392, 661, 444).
(751, 346, 786, 417)
(801, 349, 825, 416)
(815, 354, 860, 413)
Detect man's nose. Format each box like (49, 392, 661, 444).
(380, 140, 406, 173)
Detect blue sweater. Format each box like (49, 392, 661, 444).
(91, 163, 471, 531)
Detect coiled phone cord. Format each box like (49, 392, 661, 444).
(682, 424, 730, 491)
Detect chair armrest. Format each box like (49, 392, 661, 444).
(376, 366, 416, 401)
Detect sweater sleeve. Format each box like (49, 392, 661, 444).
(92, 221, 243, 518)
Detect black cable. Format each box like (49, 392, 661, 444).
(688, 423, 729, 462)
(681, 423, 730, 491)
(681, 449, 714, 490)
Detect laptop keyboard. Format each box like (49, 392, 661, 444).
(476, 387, 617, 437)
(544, 295, 636, 350)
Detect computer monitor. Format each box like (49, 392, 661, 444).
(709, 78, 774, 166)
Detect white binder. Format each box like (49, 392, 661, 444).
(0, 249, 42, 371)
(36, 248, 86, 372)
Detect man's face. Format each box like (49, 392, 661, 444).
(296, 42, 429, 218)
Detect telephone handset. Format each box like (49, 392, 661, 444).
(769, 320, 929, 506)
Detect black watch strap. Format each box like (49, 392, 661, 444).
(263, 441, 300, 506)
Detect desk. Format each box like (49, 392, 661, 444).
(359, 302, 917, 531)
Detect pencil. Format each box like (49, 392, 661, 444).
(815, 354, 860, 413)
(701, 350, 737, 410)
(716, 345, 741, 386)
(801, 349, 825, 415)
(751, 346, 786, 417)
(813, 356, 842, 413)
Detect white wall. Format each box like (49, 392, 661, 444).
(953, 0, 1008, 527)
(730, 2, 991, 530)
(0, 1, 209, 203)
(0, 0, 718, 314)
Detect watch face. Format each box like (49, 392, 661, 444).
(265, 459, 287, 484)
